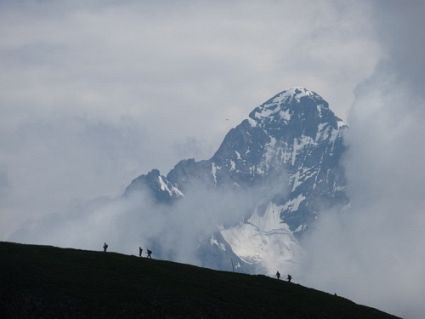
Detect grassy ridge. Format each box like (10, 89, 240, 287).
(0, 242, 399, 319)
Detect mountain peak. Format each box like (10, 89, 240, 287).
(248, 87, 330, 126)
(271, 87, 325, 104)
(125, 88, 348, 273)
(246, 87, 344, 139)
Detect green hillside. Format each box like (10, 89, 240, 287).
(0, 242, 399, 319)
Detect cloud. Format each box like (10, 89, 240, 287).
(299, 1, 425, 318)
(0, 0, 380, 239)
(10, 170, 289, 269)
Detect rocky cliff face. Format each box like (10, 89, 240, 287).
(125, 87, 348, 273)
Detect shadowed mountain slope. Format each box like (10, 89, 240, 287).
(0, 242, 399, 319)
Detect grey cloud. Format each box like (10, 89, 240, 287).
(0, 170, 10, 202)
(300, 1, 425, 318)
(370, 0, 425, 95)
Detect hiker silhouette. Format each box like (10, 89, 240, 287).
(103, 242, 108, 253)
(287, 274, 292, 283)
(147, 249, 152, 259)
(139, 247, 143, 257)
(276, 271, 280, 280)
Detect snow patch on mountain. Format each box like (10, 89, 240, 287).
(221, 203, 300, 274)
(158, 175, 184, 197)
(271, 87, 318, 104)
(209, 235, 226, 251)
(282, 194, 305, 213)
(292, 135, 315, 165)
(211, 162, 218, 184)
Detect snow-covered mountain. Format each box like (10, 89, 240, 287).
(125, 87, 348, 274)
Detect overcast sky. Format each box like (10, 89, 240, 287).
(0, 0, 379, 211)
(1, 1, 424, 317)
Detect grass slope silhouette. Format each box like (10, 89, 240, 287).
(0, 242, 399, 319)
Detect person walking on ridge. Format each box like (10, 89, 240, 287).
(103, 242, 108, 253)
(276, 271, 280, 280)
(139, 247, 143, 257)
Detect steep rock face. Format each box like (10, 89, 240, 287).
(125, 88, 347, 273)
(125, 169, 183, 204)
